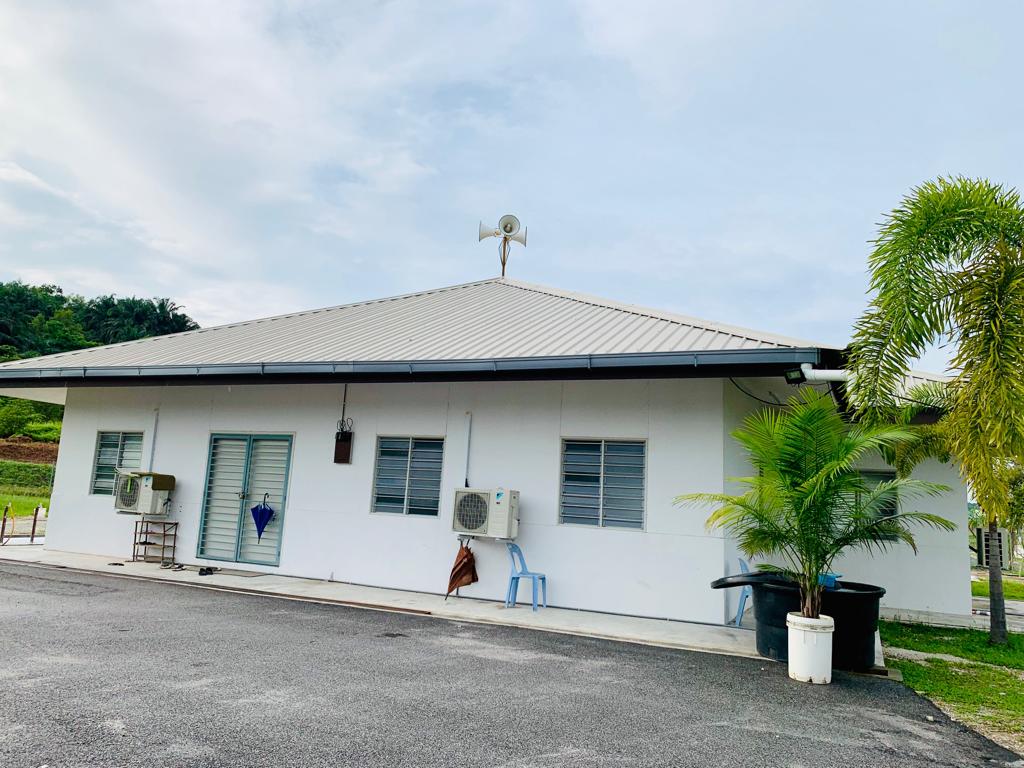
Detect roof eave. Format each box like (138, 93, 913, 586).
(0, 347, 835, 387)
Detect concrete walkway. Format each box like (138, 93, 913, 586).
(883, 604, 1024, 633)
(0, 545, 759, 659)
(0, 513, 46, 540)
(973, 596, 1024, 617)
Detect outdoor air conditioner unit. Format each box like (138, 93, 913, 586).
(114, 471, 176, 516)
(452, 488, 519, 539)
(975, 527, 1011, 569)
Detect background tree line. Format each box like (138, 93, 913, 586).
(0, 281, 198, 361)
(0, 281, 198, 441)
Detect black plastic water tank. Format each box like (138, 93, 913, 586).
(711, 573, 886, 671)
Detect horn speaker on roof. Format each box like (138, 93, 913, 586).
(498, 214, 520, 236)
(478, 214, 527, 275)
(479, 222, 498, 242)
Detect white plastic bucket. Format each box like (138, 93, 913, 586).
(786, 612, 835, 684)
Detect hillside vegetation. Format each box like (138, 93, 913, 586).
(0, 281, 198, 361)
(0, 281, 198, 442)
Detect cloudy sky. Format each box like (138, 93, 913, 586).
(1, 1, 1022, 370)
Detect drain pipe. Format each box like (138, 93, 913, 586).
(798, 363, 849, 383)
(147, 407, 160, 471)
(464, 411, 472, 488)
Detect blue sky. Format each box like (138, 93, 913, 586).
(1, 1, 1022, 371)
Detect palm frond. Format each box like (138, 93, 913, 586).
(848, 178, 1024, 417)
(675, 389, 957, 617)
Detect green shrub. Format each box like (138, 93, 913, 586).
(27, 400, 64, 422)
(0, 460, 53, 488)
(0, 400, 39, 438)
(18, 421, 61, 442)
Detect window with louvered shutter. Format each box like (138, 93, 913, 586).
(90, 431, 144, 495)
(860, 471, 899, 520)
(372, 437, 444, 516)
(560, 440, 645, 529)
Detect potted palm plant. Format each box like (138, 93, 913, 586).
(678, 389, 955, 684)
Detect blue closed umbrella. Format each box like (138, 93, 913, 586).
(250, 493, 275, 542)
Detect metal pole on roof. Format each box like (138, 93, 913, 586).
(479, 215, 527, 276)
(500, 238, 509, 277)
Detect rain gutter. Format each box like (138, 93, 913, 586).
(0, 347, 833, 387)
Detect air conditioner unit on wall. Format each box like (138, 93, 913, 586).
(452, 488, 519, 539)
(975, 527, 1011, 569)
(114, 471, 176, 516)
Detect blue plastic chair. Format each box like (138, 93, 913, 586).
(505, 542, 547, 611)
(733, 559, 753, 626)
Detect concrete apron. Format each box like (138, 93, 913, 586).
(0, 546, 760, 661)
(885, 604, 1024, 634)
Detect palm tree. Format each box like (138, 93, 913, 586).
(677, 390, 954, 618)
(70, 294, 199, 344)
(848, 177, 1024, 644)
(883, 380, 953, 477)
(891, 381, 1024, 572)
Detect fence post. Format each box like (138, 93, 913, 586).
(0, 503, 9, 545)
(30, 506, 40, 544)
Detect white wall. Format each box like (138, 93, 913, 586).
(48, 379, 730, 623)
(48, 375, 971, 622)
(832, 456, 971, 614)
(723, 378, 971, 616)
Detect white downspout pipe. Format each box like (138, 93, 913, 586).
(464, 411, 473, 488)
(800, 363, 849, 383)
(147, 407, 160, 471)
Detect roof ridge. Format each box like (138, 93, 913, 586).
(495, 277, 823, 348)
(0, 277, 504, 369)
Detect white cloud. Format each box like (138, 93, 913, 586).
(0, 1, 544, 324)
(570, 0, 809, 108)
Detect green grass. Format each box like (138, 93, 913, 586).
(880, 621, 1024, 753)
(879, 621, 1024, 669)
(972, 577, 1024, 602)
(0, 484, 50, 517)
(887, 657, 1024, 741)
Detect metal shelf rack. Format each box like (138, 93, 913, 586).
(132, 519, 178, 565)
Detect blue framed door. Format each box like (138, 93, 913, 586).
(197, 434, 292, 566)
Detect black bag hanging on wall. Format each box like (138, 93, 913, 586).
(334, 429, 353, 464)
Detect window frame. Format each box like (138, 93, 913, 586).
(370, 435, 446, 517)
(89, 430, 145, 495)
(859, 470, 899, 519)
(558, 438, 647, 530)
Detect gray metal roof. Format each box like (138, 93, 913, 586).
(0, 278, 836, 380)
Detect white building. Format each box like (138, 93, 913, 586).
(0, 278, 970, 623)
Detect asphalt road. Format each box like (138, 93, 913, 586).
(0, 562, 1018, 768)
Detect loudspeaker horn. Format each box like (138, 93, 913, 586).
(497, 214, 520, 237)
(509, 227, 527, 246)
(479, 221, 498, 241)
